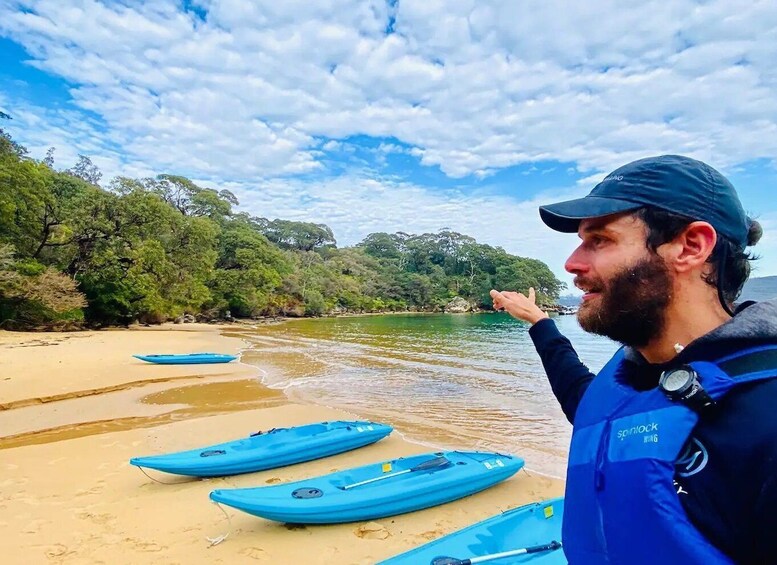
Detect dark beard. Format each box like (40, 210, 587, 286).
(577, 253, 672, 347)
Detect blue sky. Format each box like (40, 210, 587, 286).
(2, 1, 777, 289)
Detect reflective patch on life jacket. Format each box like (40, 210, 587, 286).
(675, 437, 709, 477)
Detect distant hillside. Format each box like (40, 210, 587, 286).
(740, 275, 777, 302)
(556, 294, 582, 307)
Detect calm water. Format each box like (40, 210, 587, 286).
(236, 313, 617, 477)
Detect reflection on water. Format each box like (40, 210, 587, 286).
(237, 313, 617, 477)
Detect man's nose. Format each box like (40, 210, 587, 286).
(565, 245, 589, 275)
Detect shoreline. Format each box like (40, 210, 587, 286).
(0, 324, 564, 564)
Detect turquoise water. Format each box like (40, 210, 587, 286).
(238, 313, 617, 477)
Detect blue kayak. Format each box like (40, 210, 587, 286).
(133, 353, 237, 364)
(130, 421, 392, 477)
(379, 497, 565, 565)
(210, 451, 523, 524)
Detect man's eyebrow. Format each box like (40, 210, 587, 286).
(580, 222, 619, 236)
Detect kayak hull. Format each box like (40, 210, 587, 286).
(210, 451, 523, 523)
(133, 353, 237, 364)
(130, 421, 392, 477)
(379, 497, 565, 565)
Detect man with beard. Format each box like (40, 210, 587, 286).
(491, 155, 777, 564)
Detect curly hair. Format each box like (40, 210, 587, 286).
(634, 207, 762, 306)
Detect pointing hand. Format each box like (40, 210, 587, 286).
(489, 287, 550, 325)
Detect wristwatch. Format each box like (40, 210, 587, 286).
(658, 365, 716, 412)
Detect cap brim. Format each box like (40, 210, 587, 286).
(539, 197, 643, 233)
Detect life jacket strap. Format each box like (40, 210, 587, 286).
(718, 346, 777, 378)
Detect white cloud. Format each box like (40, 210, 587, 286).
(320, 140, 342, 152)
(2, 0, 777, 178)
(2, 0, 777, 282)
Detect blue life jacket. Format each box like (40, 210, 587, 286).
(563, 344, 777, 564)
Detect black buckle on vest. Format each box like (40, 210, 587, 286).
(659, 365, 716, 413)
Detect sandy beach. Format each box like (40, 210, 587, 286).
(0, 323, 563, 565)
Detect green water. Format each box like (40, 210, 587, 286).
(237, 312, 617, 477)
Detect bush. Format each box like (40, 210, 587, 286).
(303, 290, 326, 316)
(0, 246, 87, 329)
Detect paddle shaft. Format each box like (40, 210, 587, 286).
(342, 456, 450, 490)
(432, 540, 562, 565)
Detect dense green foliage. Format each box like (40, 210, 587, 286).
(0, 125, 564, 329)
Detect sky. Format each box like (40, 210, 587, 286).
(2, 0, 777, 291)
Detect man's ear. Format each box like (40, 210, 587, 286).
(662, 221, 717, 273)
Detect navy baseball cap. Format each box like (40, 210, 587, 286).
(539, 155, 749, 248)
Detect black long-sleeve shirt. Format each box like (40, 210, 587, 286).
(528, 317, 777, 564)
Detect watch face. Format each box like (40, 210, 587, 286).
(661, 368, 693, 393)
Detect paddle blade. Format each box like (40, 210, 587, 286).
(528, 540, 562, 554)
(430, 558, 467, 565)
(431, 540, 562, 565)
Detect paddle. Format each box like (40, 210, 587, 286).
(430, 540, 562, 565)
(341, 456, 451, 490)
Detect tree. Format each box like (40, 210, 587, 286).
(74, 188, 223, 323)
(32, 172, 106, 261)
(43, 147, 55, 167)
(208, 218, 289, 316)
(253, 218, 336, 251)
(78, 239, 169, 324)
(303, 289, 326, 316)
(0, 147, 53, 256)
(0, 244, 24, 297)
(67, 154, 102, 186)
(359, 232, 403, 260)
(108, 176, 145, 195)
(149, 174, 237, 219)
(494, 257, 566, 305)
(0, 112, 27, 159)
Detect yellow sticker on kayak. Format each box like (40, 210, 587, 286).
(382, 463, 392, 473)
(544, 505, 554, 519)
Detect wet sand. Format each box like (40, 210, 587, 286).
(0, 324, 563, 564)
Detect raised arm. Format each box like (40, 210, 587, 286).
(490, 288, 595, 424)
